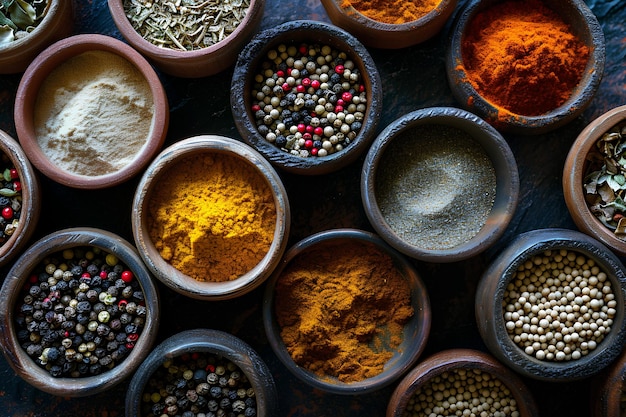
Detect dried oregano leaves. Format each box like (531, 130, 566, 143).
(0, 0, 49, 45)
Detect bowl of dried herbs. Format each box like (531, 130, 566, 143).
(0, 0, 74, 74)
(563, 105, 626, 257)
(108, 0, 266, 78)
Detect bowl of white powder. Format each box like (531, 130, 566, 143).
(13, 33, 169, 189)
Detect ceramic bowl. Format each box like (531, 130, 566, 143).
(0, 0, 74, 74)
(132, 135, 290, 301)
(387, 349, 539, 417)
(108, 0, 265, 78)
(13, 33, 169, 189)
(0, 129, 40, 268)
(563, 105, 626, 257)
(476, 228, 626, 381)
(0, 227, 160, 397)
(446, 0, 605, 135)
(320, 0, 457, 49)
(361, 106, 519, 263)
(591, 346, 626, 417)
(263, 228, 431, 394)
(125, 328, 278, 417)
(231, 20, 382, 175)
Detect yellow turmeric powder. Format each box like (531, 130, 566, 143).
(340, 0, 441, 24)
(274, 239, 414, 382)
(147, 152, 276, 282)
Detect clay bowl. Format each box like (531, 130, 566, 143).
(262, 228, 431, 394)
(0, 0, 74, 74)
(13, 33, 169, 189)
(387, 349, 539, 417)
(446, 0, 605, 135)
(361, 106, 519, 263)
(476, 228, 626, 381)
(231, 20, 382, 175)
(108, 0, 265, 78)
(132, 135, 291, 301)
(0, 129, 40, 268)
(320, 0, 457, 49)
(0, 227, 160, 397)
(592, 346, 626, 417)
(125, 328, 277, 417)
(563, 105, 626, 257)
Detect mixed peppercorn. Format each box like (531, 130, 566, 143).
(251, 42, 367, 157)
(141, 352, 257, 417)
(0, 152, 22, 247)
(15, 246, 147, 378)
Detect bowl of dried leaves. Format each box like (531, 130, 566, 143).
(108, 0, 265, 78)
(0, 0, 74, 74)
(563, 105, 626, 257)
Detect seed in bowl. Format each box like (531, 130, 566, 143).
(402, 368, 519, 417)
(502, 249, 616, 361)
(0, 152, 22, 246)
(251, 43, 367, 158)
(14, 246, 147, 378)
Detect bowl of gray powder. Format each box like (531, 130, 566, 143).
(13, 33, 169, 189)
(361, 106, 519, 263)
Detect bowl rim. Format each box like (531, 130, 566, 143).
(386, 348, 539, 417)
(13, 33, 169, 189)
(230, 19, 382, 175)
(445, 0, 606, 135)
(0, 227, 161, 397)
(475, 228, 626, 381)
(361, 106, 519, 263)
(125, 328, 278, 417)
(262, 228, 431, 395)
(131, 135, 291, 301)
(563, 105, 626, 257)
(0, 129, 40, 268)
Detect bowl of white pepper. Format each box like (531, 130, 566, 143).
(0, 227, 160, 397)
(230, 19, 382, 175)
(475, 228, 626, 381)
(125, 328, 277, 417)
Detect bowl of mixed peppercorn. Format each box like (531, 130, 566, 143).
(231, 20, 382, 175)
(0, 129, 40, 268)
(0, 227, 160, 397)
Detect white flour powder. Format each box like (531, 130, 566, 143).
(34, 50, 154, 177)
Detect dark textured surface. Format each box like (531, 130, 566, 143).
(0, 0, 624, 416)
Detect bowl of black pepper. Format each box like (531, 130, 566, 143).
(0, 227, 160, 397)
(0, 129, 41, 268)
(125, 328, 277, 417)
(361, 106, 519, 263)
(476, 228, 626, 381)
(230, 20, 382, 175)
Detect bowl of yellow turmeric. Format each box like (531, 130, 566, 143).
(446, 0, 605, 135)
(132, 135, 291, 301)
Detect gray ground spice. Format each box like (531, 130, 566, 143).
(376, 124, 496, 250)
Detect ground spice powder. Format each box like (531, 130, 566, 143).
(340, 0, 441, 24)
(147, 152, 276, 282)
(459, 0, 589, 116)
(274, 240, 414, 383)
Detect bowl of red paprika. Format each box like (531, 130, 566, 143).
(446, 0, 605, 135)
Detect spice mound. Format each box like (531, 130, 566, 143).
(34, 50, 155, 177)
(274, 240, 414, 383)
(0, 152, 22, 247)
(375, 124, 496, 251)
(402, 368, 519, 417)
(123, 0, 250, 51)
(14, 246, 148, 378)
(583, 121, 626, 239)
(147, 152, 276, 282)
(251, 42, 367, 158)
(0, 0, 49, 45)
(340, 0, 440, 25)
(459, 0, 589, 116)
(503, 249, 616, 362)
(140, 352, 257, 417)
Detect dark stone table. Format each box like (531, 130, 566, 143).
(0, 0, 624, 415)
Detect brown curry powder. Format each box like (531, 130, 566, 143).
(274, 240, 414, 382)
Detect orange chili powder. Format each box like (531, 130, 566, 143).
(341, 0, 441, 24)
